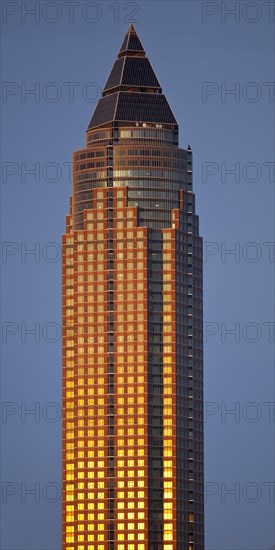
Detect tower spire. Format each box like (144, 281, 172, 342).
(88, 26, 177, 129)
(118, 23, 145, 57)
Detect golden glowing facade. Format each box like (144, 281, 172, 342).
(62, 25, 204, 550)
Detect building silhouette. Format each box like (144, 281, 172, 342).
(62, 24, 204, 550)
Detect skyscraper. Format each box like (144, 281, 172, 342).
(62, 24, 204, 550)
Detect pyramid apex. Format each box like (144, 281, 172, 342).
(102, 24, 161, 96)
(118, 24, 145, 58)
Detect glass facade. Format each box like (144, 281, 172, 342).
(63, 24, 204, 550)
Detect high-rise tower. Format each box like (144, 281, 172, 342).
(62, 24, 204, 550)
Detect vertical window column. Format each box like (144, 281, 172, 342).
(162, 230, 177, 550)
(108, 189, 115, 550)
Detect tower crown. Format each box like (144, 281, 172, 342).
(88, 24, 177, 130)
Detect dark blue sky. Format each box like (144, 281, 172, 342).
(1, 1, 274, 549)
